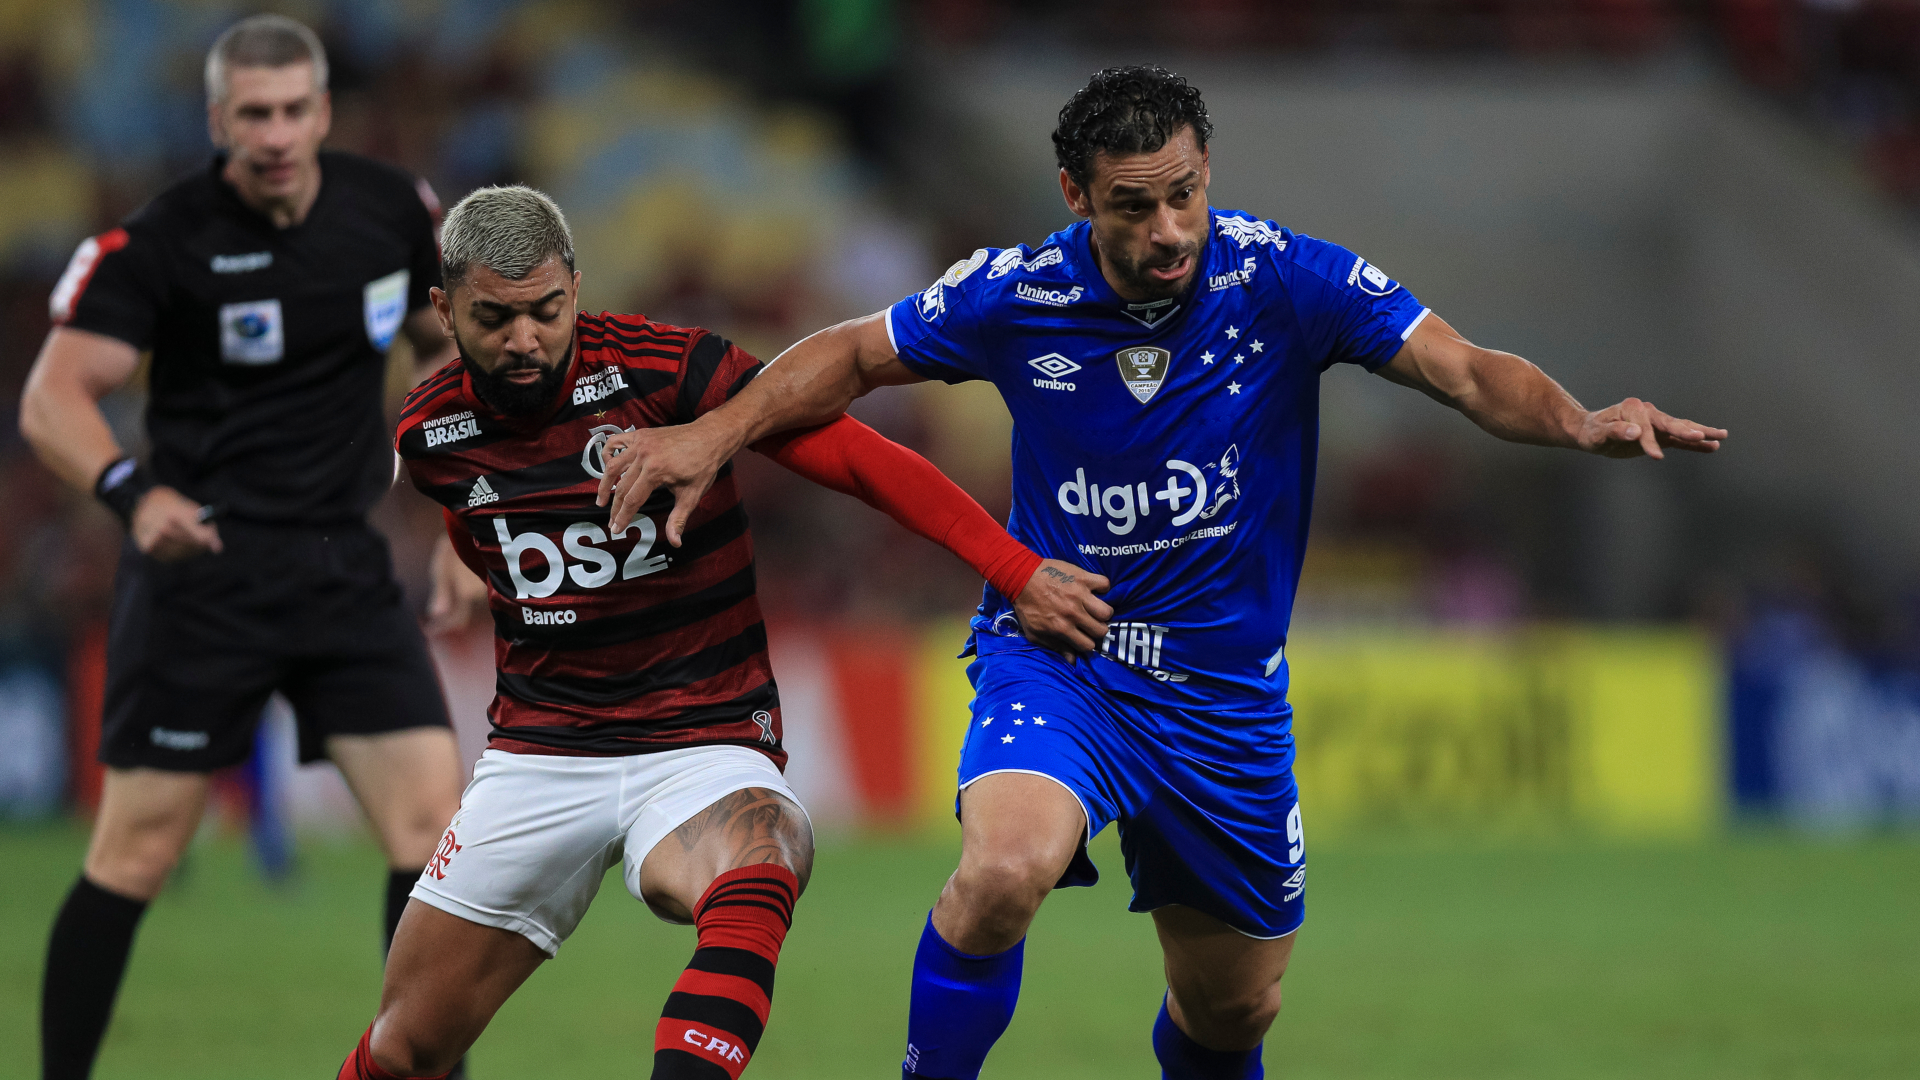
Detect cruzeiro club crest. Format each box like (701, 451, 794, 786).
(1115, 346, 1171, 404)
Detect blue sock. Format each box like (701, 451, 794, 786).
(1154, 996, 1263, 1079)
(901, 913, 1024, 1079)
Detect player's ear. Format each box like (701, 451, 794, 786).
(207, 100, 228, 150)
(315, 89, 333, 143)
(1059, 168, 1091, 219)
(430, 286, 455, 337)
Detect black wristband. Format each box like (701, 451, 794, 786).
(94, 456, 155, 528)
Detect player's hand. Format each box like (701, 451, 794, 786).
(1577, 397, 1726, 460)
(596, 422, 734, 545)
(426, 533, 490, 635)
(130, 486, 222, 562)
(1014, 559, 1113, 659)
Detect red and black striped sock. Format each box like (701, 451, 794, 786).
(336, 1024, 450, 1080)
(652, 865, 801, 1079)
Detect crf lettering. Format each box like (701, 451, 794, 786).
(681, 1027, 747, 1063)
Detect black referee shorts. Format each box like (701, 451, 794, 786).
(100, 520, 452, 772)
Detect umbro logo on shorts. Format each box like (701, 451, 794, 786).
(1281, 867, 1304, 902)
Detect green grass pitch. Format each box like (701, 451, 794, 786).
(2, 823, 1916, 1078)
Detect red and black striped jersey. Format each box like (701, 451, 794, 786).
(395, 311, 784, 764)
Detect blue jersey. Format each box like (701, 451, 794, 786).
(887, 210, 1429, 711)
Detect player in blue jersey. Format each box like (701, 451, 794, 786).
(597, 66, 1726, 1080)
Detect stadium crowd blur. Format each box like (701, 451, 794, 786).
(2, 0, 1918, 820)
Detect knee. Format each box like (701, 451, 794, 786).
(369, 1009, 462, 1078)
(1179, 982, 1283, 1050)
(948, 851, 1057, 929)
(84, 822, 193, 901)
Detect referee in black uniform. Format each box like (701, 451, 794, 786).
(20, 16, 478, 1079)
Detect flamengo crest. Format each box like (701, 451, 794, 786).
(1116, 346, 1171, 404)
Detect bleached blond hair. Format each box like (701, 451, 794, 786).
(440, 185, 577, 287)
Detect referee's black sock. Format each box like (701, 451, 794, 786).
(383, 870, 467, 1079)
(41, 875, 148, 1080)
(383, 869, 418, 956)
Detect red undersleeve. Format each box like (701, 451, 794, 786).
(753, 417, 1042, 600)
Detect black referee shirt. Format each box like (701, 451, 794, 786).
(50, 151, 443, 525)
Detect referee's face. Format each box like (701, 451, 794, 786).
(1061, 125, 1211, 303)
(433, 256, 580, 415)
(209, 62, 330, 215)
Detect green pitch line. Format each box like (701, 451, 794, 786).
(1, 823, 1915, 1078)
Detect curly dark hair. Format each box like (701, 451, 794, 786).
(1052, 65, 1213, 190)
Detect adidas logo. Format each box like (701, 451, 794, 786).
(467, 476, 500, 507)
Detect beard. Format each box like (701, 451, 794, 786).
(460, 336, 573, 416)
(1106, 238, 1201, 301)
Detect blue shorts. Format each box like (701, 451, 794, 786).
(956, 639, 1305, 939)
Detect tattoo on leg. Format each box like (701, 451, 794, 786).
(672, 788, 813, 887)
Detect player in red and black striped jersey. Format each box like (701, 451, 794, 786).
(398, 311, 811, 761)
(339, 188, 1111, 1080)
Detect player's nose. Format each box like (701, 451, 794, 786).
(503, 315, 542, 354)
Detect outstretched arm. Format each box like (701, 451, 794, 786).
(598, 311, 919, 541)
(755, 416, 1114, 656)
(1379, 313, 1726, 458)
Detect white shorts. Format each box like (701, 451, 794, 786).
(411, 745, 802, 957)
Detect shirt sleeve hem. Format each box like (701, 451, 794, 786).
(1399, 306, 1432, 342)
(54, 319, 149, 353)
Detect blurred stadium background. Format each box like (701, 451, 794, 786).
(2, 0, 1918, 1076)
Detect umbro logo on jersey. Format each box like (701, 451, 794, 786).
(1028, 353, 1080, 391)
(1116, 346, 1171, 403)
(467, 476, 500, 507)
(210, 251, 272, 273)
